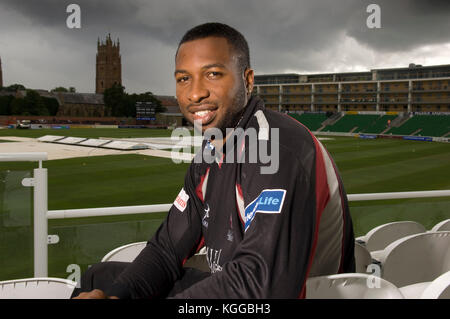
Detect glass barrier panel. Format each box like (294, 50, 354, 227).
(0, 168, 34, 280)
(48, 212, 167, 279)
(350, 197, 450, 237)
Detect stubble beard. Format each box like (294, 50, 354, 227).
(216, 83, 248, 135)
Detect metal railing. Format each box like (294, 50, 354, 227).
(2, 152, 450, 277)
(46, 190, 450, 219)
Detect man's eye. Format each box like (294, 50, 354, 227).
(207, 72, 222, 79)
(177, 76, 189, 83)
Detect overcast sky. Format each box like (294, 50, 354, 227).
(0, 0, 449, 95)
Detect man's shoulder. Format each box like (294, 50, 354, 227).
(250, 108, 317, 156)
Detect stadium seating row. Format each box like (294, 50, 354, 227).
(306, 271, 450, 299)
(322, 114, 381, 133)
(289, 112, 450, 137)
(360, 115, 397, 134)
(356, 219, 450, 252)
(386, 114, 450, 137)
(288, 113, 328, 131)
(1, 220, 449, 299)
(353, 219, 450, 298)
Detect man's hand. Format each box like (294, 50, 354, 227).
(72, 289, 119, 299)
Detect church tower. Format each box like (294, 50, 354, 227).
(96, 34, 122, 94)
(0, 56, 3, 88)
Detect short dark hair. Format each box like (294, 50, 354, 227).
(176, 22, 250, 73)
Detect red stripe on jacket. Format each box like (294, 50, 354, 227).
(284, 114, 331, 299)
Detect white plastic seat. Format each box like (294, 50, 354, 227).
(101, 242, 209, 272)
(420, 270, 450, 299)
(379, 231, 450, 288)
(0, 277, 77, 299)
(101, 241, 147, 262)
(431, 219, 450, 232)
(370, 249, 385, 263)
(354, 242, 372, 273)
(306, 273, 404, 299)
(399, 282, 431, 299)
(361, 221, 426, 252)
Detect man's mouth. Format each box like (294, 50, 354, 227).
(191, 107, 217, 126)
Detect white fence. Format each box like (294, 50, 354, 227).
(2, 152, 450, 277)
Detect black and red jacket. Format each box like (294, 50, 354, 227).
(106, 96, 355, 298)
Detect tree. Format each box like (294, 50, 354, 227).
(0, 95, 14, 115)
(51, 87, 69, 92)
(51, 86, 76, 93)
(136, 92, 165, 113)
(103, 84, 165, 118)
(9, 90, 50, 116)
(10, 97, 28, 115)
(23, 90, 49, 115)
(41, 96, 59, 116)
(5, 84, 26, 92)
(103, 83, 126, 117)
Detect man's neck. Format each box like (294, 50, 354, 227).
(210, 129, 233, 149)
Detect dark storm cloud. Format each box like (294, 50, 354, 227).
(3, 0, 450, 50)
(345, 0, 450, 52)
(0, 0, 449, 94)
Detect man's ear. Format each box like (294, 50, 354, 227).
(244, 68, 255, 95)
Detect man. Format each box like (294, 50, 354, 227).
(73, 22, 355, 299)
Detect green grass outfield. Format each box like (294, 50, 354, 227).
(0, 130, 449, 280)
(0, 127, 173, 139)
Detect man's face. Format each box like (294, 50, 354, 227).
(175, 36, 252, 133)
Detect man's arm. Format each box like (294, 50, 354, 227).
(102, 163, 205, 299)
(73, 289, 118, 299)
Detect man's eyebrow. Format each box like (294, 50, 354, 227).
(174, 63, 227, 77)
(174, 69, 188, 76)
(201, 63, 226, 69)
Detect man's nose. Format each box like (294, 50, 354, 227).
(188, 79, 210, 103)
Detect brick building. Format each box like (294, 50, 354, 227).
(255, 64, 450, 113)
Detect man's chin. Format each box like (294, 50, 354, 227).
(198, 123, 221, 135)
(192, 118, 221, 133)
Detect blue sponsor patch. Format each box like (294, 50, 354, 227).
(244, 189, 286, 231)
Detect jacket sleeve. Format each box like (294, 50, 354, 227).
(105, 163, 204, 299)
(172, 140, 321, 298)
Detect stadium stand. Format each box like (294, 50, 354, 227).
(360, 114, 398, 134)
(288, 112, 328, 131)
(356, 221, 426, 252)
(0, 278, 76, 299)
(387, 114, 450, 137)
(288, 112, 449, 137)
(306, 273, 405, 299)
(322, 114, 380, 133)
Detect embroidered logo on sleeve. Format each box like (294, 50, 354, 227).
(174, 188, 189, 212)
(244, 189, 286, 231)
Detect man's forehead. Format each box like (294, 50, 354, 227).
(175, 36, 236, 68)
